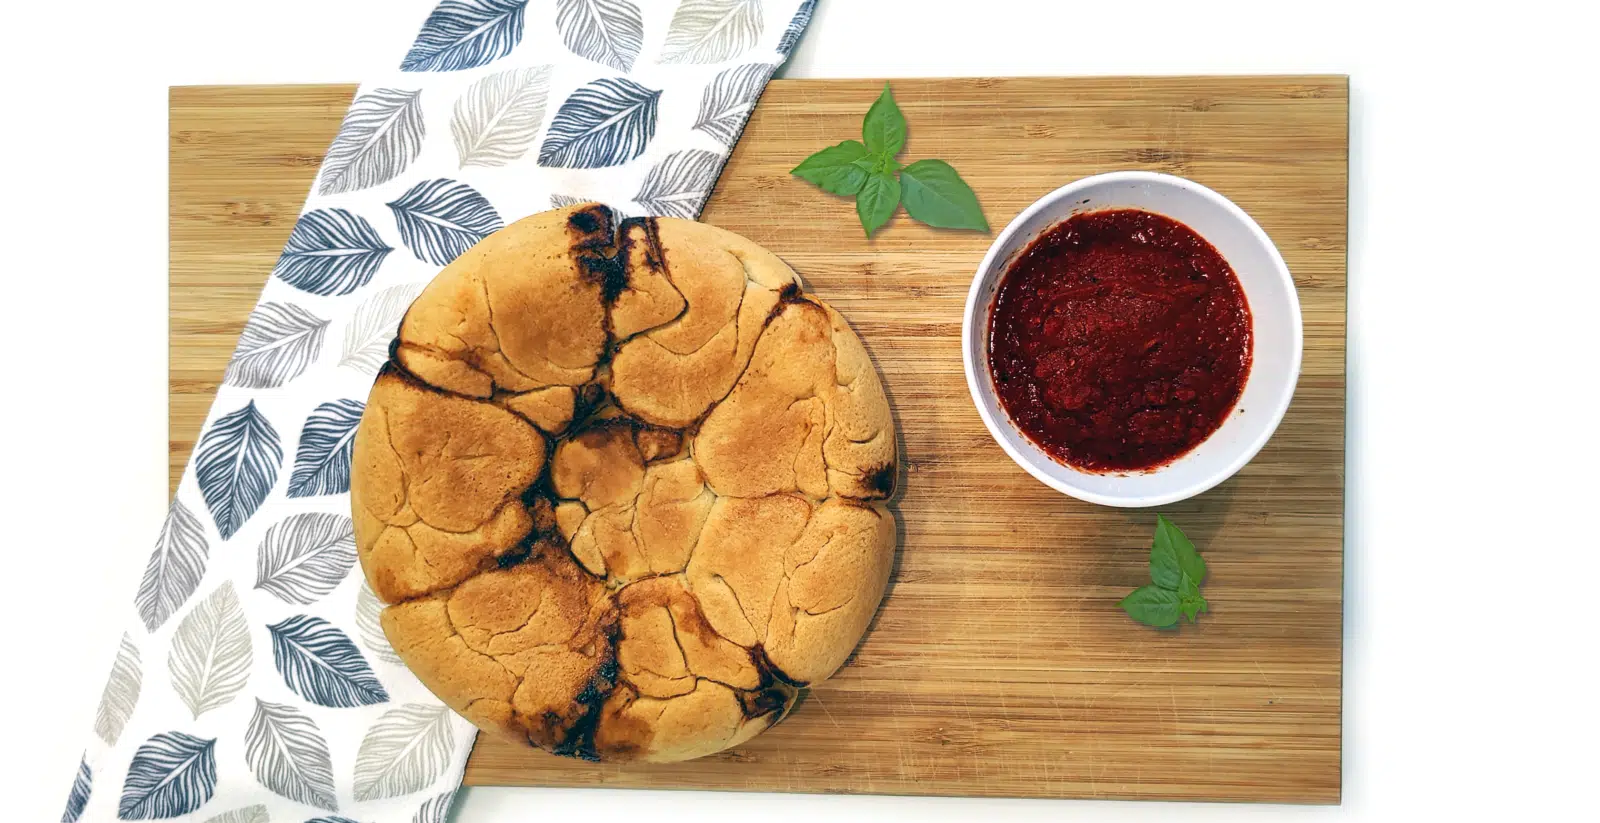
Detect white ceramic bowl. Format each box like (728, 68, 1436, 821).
(961, 171, 1303, 508)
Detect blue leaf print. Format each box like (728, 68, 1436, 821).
(537, 78, 661, 169)
(287, 400, 365, 498)
(273, 209, 392, 297)
(269, 615, 390, 708)
(306, 817, 361, 823)
(196, 400, 282, 541)
(62, 755, 90, 823)
(777, 0, 816, 56)
(317, 89, 425, 196)
(388, 179, 503, 266)
(117, 732, 217, 820)
(401, 0, 528, 72)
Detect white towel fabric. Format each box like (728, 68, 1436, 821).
(64, 2, 815, 820)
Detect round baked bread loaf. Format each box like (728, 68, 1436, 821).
(350, 204, 897, 763)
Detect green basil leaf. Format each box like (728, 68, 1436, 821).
(862, 84, 907, 157)
(899, 159, 988, 231)
(792, 140, 871, 196)
(1117, 585, 1181, 628)
(1150, 532, 1182, 591)
(856, 170, 900, 237)
(1178, 571, 1207, 623)
(1157, 514, 1206, 585)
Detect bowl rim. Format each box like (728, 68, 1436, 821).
(960, 170, 1305, 508)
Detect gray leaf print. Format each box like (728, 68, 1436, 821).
(224, 302, 330, 390)
(134, 499, 209, 632)
(202, 804, 269, 823)
(355, 582, 402, 665)
(413, 789, 457, 823)
(550, 193, 631, 221)
(694, 62, 776, 146)
(659, 0, 764, 65)
(168, 582, 252, 719)
(94, 633, 143, 746)
(555, 0, 644, 72)
(318, 88, 425, 196)
(340, 283, 426, 374)
(246, 699, 338, 811)
(352, 704, 455, 802)
(634, 150, 725, 219)
(451, 65, 552, 167)
(254, 513, 357, 605)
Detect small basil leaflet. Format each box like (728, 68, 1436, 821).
(1119, 514, 1209, 629)
(791, 83, 987, 237)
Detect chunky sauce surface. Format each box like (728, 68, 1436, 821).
(987, 208, 1252, 472)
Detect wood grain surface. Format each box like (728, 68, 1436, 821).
(170, 75, 1347, 804)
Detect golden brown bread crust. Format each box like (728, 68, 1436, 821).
(351, 204, 896, 763)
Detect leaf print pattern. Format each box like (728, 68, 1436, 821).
(388, 179, 504, 266)
(777, 0, 815, 56)
(660, 0, 764, 65)
(95, 634, 143, 748)
(694, 63, 775, 146)
(355, 583, 402, 666)
(269, 615, 390, 708)
(352, 704, 455, 802)
(255, 513, 358, 604)
(224, 302, 330, 390)
(272, 209, 393, 297)
(61, 756, 90, 823)
(287, 400, 366, 499)
(413, 790, 457, 823)
(555, 0, 644, 72)
(196, 400, 282, 541)
(201, 805, 269, 823)
(118, 732, 218, 820)
(401, 0, 528, 72)
(549, 193, 630, 220)
(451, 66, 552, 168)
(537, 78, 661, 169)
(340, 283, 426, 374)
(634, 150, 725, 218)
(169, 582, 253, 719)
(135, 499, 209, 632)
(317, 89, 425, 196)
(71, 1, 807, 818)
(246, 699, 338, 811)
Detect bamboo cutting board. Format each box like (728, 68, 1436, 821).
(170, 76, 1347, 804)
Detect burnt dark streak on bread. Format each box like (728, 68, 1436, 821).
(350, 204, 898, 763)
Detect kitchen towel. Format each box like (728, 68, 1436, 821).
(63, 1, 815, 820)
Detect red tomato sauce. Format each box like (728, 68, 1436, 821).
(987, 208, 1252, 472)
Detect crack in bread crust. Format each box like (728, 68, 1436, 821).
(353, 204, 895, 764)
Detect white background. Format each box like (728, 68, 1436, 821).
(2, 0, 1594, 819)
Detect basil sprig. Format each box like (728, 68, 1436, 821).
(792, 84, 988, 237)
(1119, 515, 1210, 628)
